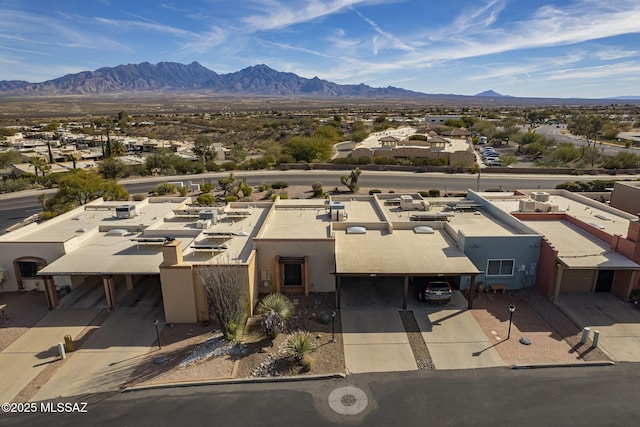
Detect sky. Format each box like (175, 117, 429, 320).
(1, 0, 640, 98)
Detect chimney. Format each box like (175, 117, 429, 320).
(161, 240, 183, 266)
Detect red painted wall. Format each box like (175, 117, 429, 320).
(536, 237, 558, 297)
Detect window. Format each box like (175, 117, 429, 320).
(283, 263, 303, 287)
(18, 261, 44, 278)
(486, 259, 514, 277)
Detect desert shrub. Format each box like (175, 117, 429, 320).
(154, 182, 177, 196)
(272, 193, 288, 201)
(260, 310, 287, 338)
(132, 193, 147, 201)
(285, 330, 317, 363)
(429, 189, 441, 197)
(256, 293, 295, 320)
(178, 186, 189, 197)
(369, 189, 381, 195)
(272, 181, 289, 189)
(197, 193, 216, 205)
(221, 161, 237, 170)
(301, 354, 315, 372)
(224, 195, 238, 203)
(200, 263, 248, 342)
(258, 182, 271, 192)
(205, 160, 221, 172)
(316, 311, 332, 324)
(311, 182, 324, 198)
(201, 182, 213, 193)
(418, 191, 430, 197)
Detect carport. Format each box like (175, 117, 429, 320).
(334, 228, 481, 309)
(35, 237, 180, 309)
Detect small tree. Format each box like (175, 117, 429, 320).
(311, 182, 324, 198)
(200, 263, 248, 342)
(340, 167, 361, 193)
(201, 182, 213, 194)
(218, 173, 236, 196)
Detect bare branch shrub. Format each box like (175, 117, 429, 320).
(200, 262, 248, 342)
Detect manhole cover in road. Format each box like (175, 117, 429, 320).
(328, 386, 368, 415)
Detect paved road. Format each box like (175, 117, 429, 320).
(1, 365, 637, 426)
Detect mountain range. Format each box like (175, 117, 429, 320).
(1, 62, 638, 103)
(0, 61, 425, 98)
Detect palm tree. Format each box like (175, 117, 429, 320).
(29, 156, 48, 176)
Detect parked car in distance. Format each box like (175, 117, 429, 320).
(480, 147, 495, 153)
(486, 159, 503, 166)
(483, 153, 500, 160)
(415, 281, 452, 303)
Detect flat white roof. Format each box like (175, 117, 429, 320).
(335, 229, 480, 275)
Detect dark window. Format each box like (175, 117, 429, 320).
(18, 261, 43, 278)
(487, 259, 514, 277)
(283, 263, 303, 286)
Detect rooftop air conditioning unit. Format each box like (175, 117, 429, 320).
(531, 192, 550, 202)
(115, 204, 136, 219)
(196, 219, 212, 229)
(199, 209, 218, 224)
(518, 199, 536, 212)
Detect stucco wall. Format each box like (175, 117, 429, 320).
(461, 234, 541, 290)
(610, 182, 640, 216)
(254, 239, 335, 293)
(0, 242, 67, 291)
(160, 265, 197, 323)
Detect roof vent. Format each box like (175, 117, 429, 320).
(72, 214, 87, 220)
(75, 227, 88, 233)
(346, 226, 366, 234)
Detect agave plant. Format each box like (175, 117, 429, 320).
(256, 293, 295, 320)
(285, 330, 317, 363)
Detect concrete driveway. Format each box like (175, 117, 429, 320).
(0, 307, 102, 403)
(558, 293, 640, 362)
(408, 292, 504, 370)
(340, 279, 504, 372)
(340, 278, 416, 374)
(33, 279, 165, 400)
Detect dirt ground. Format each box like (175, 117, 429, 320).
(123, 293, 344, 387)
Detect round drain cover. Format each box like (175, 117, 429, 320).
(519, 337, 532, 345)
(328, 386, 368, 415)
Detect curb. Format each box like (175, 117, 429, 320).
(511, 361, 615, 369)
(121, 372, 347, 393)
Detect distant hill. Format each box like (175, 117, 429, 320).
(0, 61, 425, 98)
(474, 90, 509, 97)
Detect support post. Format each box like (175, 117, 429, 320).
(593, 330, 600, 348)
(581, 327, 591, 344)
(403, 276, 408, 310)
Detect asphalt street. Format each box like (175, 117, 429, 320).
(1, 364, 638, 426)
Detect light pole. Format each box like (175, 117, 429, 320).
(154, 320, 161, 350)
(507, 304, 516, 340)
(331, 311, 336, 343)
